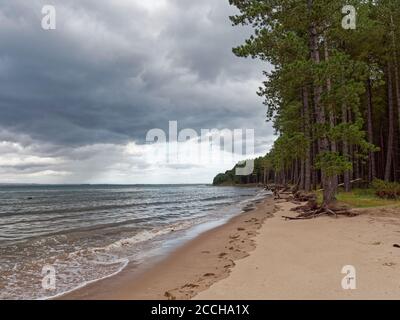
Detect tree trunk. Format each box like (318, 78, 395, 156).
(324, 39, 339, 191)
(302, 86, 312, 191)
(308, 0, 336, 206)
(342, 103, 351, 191)
(354, 146, 360, 180)
(291, 162, 295, 184)
(390, 14, 400, 142)
(312, 141, 318, 190)
(263, 167, 267, 185)
(300, 160, 305, 190)
(385, 63, 395, 182)
(366, 78, 376, 182)
(380, 124, 385, 179)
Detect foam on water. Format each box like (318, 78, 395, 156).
(0, 185, 270, 300)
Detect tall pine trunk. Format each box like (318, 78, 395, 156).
(385, 63, 394, 182)
(308, 0, 336, 206)
(342, 103, 351, 191)
(380, 125, 385, 179)
(263, 167, 267, 185)
(390, 14, 400, 141)
(366, 78, 376, 181)
(300, 160, 305, 189)
(324, 39, 339, 191)
(302, 87, 312, 191)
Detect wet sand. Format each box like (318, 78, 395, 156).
(61, 196, 277, 300)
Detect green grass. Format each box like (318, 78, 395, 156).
(317, 188, 399, 208)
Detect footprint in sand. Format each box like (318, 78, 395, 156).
(223, 260, 236, 268)
(383, 262, 396, 267)
(182, 283, 199, 289)
(218, 252, 228, 258)
(203, 273, 215, 277)
(164, 291, 176, 300)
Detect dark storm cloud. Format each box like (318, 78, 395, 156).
(0, 0, 272, 148)
(0, 0, 275, 183)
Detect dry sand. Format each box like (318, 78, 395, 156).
(62, 197, 400, 300)
(195, 201, 400, 300)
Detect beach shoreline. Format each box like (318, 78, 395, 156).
(196, 200, 400, 300)
(60, 195, 277, 300)
(59, 196, 400, 300)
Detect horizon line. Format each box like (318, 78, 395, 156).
(0, 183, 213, 186)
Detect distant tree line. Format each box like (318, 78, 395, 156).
(213, 156, 273, 186)
(214, 0, 400, 207)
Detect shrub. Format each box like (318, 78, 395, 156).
(371, 179, 400, 199)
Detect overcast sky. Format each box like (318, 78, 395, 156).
(0, 0, 274, 184)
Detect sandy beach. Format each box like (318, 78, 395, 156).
(61, 196, 278, 300)
(61, 197, 400, 300)
(196, 201, 400, 300)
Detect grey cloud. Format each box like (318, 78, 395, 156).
(0, 0, 274, 183)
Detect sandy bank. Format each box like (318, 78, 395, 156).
(195, 201, 400, 300)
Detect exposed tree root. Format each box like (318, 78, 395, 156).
(285, 195, 358, 220)
(285, 203, 358, 220)
(293, 191, 317, 202)
(265, 184, 292, 200)
(271, 186, 358, 220)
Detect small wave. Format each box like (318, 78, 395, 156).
(238, 189, 271, 211)
(39, 258, 129, 300)
(91, 220, 196, 253)
(38, 222, 199, 300)
(0, 198, 191, 218)
(0, 185, 262, 299)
